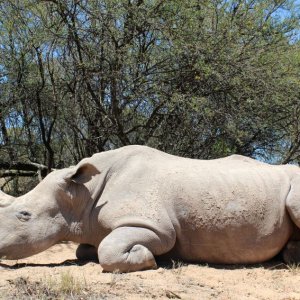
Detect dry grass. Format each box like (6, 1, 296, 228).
(109, 269, 123, 288)
(3, 272, 92, 300)
(286, 262, 300, 275)
(171, 260, 186, 281)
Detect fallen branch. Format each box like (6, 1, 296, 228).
(0, 171, 37, 178)
(0, 161, 48, 172)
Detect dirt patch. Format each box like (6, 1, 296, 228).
(0, 242, 300, 299)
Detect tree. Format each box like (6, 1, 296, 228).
(0, 0, 299, 194)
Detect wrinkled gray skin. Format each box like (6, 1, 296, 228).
(1, 145, 300, 272)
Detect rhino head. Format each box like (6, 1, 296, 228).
(0, 163, 100, 259)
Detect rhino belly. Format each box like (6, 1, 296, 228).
(173, 213, 293, 264)
(170, 166, 293, 263)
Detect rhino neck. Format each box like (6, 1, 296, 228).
(62, 206, 106, 247)
(63, 214, 105, 247)
(61, 172, 110, 247)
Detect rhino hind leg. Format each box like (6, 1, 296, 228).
(282, 241, 300, 264)
(284, 176, 300, 263)
(98, 227, 173, 273)
(76, 244, 98, 261)
(286, 176, 300, 230)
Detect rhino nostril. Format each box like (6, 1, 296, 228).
(16, 211, 32, 222)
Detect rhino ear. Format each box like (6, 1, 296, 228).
(65, 163, 100, 184)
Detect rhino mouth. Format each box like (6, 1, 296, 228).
(0, 245, 16, 260)
(0, 242, 43, 260)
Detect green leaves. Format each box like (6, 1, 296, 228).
(0, 0, 300, 192)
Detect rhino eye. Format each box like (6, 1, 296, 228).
(16, 211, 32, 222)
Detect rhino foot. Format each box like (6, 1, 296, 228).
(76, 244, 98, 261)
(97, 227, 166, 272)
(282, 241, 300, 264)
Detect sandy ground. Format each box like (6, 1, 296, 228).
(0, 243, 300, 299)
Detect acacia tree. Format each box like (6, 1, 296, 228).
(153, 0, 300, 159)
(0, 0, 299, 194)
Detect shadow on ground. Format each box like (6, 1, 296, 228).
(156, 254, 289, 271)
(0, 253, 290, 271)
(0, 259, 97, 269)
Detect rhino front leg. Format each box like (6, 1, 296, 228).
(98, 227, 171, 272)
(76, 244, 98, 261)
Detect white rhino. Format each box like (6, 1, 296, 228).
(1, 145, 300, 272)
